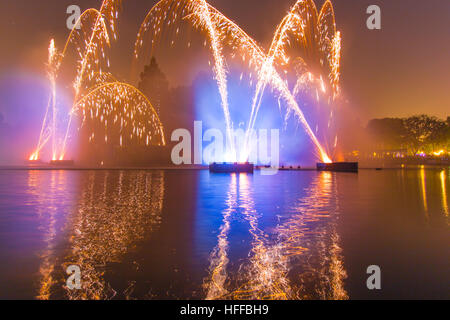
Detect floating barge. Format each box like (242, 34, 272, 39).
(316, 162, 358, 173)
(49, 160, 75, 166)
(209, 162, 254, 173)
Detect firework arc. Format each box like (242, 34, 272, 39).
(31, 0, 342, 164)
(74, 82, 166, 148)
(30, 39, 60, 161)
(30, 0, 165, 162)
(135, 0, 341, 163)
(135, 0, 237, 159)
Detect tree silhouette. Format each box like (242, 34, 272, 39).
(403, 115, 446, 155)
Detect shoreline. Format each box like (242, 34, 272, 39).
(0, 165, 448, 171)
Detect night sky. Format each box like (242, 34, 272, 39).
(0, 0, 449, 125)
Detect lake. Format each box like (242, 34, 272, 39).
(0, 168, 448, 299)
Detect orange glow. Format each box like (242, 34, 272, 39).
(30, 0, 340, 163)
(440, 170, 448, 216)
(29, 0, 165, 161)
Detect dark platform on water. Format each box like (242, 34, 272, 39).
(317, 162, 358, 172)
(209, 162, 254, 173)
(49, 160, 75, 166)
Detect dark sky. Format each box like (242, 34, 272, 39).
(0, 0, 449, 122)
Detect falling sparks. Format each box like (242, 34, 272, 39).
(31, 0, 341, 164)
(74, 82, 165, 148)
(30, 0, 165, 161)
(134, 0, 340, 163)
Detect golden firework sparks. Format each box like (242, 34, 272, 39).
(30, 0, 165, 161)
(134, 0, 341, 163)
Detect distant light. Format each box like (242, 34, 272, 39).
(416, 151, 426, 157)
(433, 150, 444, 156)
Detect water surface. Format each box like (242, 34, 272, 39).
(0, 168, 448, 299)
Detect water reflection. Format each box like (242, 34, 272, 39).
(34, 171, 165, 300)
(27, 170, 73, 300)
(440, 170, 448, 217)
(417, 167, 448, 222)
(3, 168, 445, 299)
(66, 171, 165, 299)
(204, 174, 237, 300)
(204, 172, 348, 300)
(232, 173, 291, 300)
(420, 166, 428, 216)
(273, 172, 348, 300)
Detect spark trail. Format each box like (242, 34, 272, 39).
(135, 0, 236, 159)
(31, 0, 341, 163)
(135, 0, 341, 163)
(245, 0, 340, 162)
(30, 0, 165, 161)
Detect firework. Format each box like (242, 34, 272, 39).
(31, 0, 341, 164)
(30, 0, 165, 162)
(74, 82, 165, 148)
(135, 0, 237, 159)
(135, 0, 341, 163)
